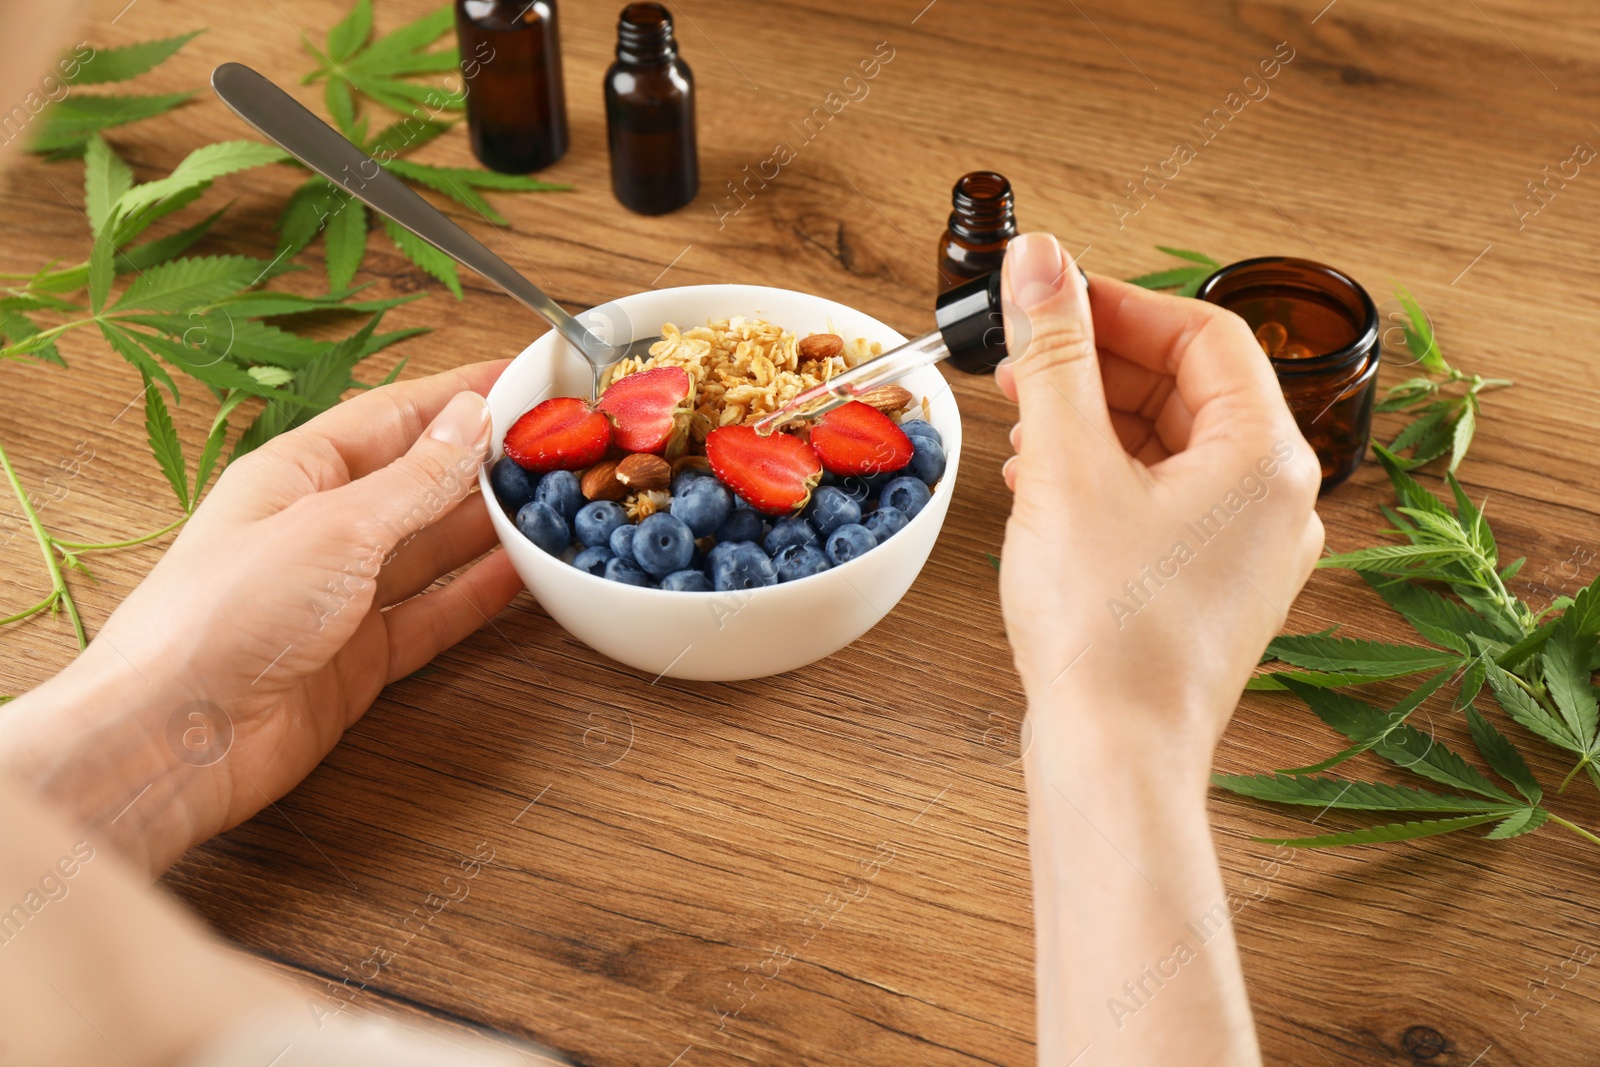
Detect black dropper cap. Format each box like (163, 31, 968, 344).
(935, 270, 1007, 374)
(934, 263, 1091, 374)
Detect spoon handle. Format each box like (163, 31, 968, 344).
(209, 62, 608, 365)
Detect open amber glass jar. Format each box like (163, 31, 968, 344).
(1195, 256, 1380, 490)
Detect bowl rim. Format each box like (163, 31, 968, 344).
(482, 284, 961, 596)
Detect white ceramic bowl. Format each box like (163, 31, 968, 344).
(479, 284, 962, 681)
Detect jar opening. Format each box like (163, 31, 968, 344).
(1195, 257, 1378, 377)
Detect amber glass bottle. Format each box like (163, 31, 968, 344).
(455, 0, 569, 174)
(936, 171, 1017, 294)
(605, 3, 697, 216)
(1196, 257, 1381, 491)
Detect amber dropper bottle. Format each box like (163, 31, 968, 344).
(936, 171, 1018, 294)
(605, 3, 698, 216)
(455, 0, 569, 174)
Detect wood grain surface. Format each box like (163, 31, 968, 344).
(4, 0, 1600, 1064)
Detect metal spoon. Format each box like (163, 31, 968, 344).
(209, 62, 658, 378)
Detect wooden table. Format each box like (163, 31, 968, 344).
(4, 0, 1599, 1063)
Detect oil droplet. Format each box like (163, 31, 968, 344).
(1254, 320, 1288, 357)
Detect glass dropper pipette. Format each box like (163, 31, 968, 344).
(753, 270, 1008, 435)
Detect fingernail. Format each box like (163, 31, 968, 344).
(429, 391, 490, 450)
(1006, 233, 1068, 309)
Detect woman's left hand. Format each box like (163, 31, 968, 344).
(0, 362, 525, 874)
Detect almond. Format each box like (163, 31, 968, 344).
(798, 332, 844, 361)
(580, 460, 627, 501)
(858, 384, 914, 415)
(615, 452, 672, 492)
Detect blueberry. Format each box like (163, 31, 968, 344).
(671, 466, 715, 494)
(714, 507, 765, 544)
(732, 493, 755, 509)
(764, 516, 819, 556)
(864, 468, 904, 495)
(534, 469, 585, 523)
(864, 505, 910, 541)
(609, 523, 637, 561)
(633, 512, 696, 577)
(879, 476, 933, 519)
(825, 523, 877, 566)
(671, 476, 732, 536)
(574, 500, 628, 547)
(490, 457, 540, 512)
(603, 557, 653, 587)
(774, 543, 831, 582)
(832, 474, 874, 504)
(907, 435, 946, 485)
(710, 542, 778, 591)
(515, 501, 569, 556)
(706, 539, 747, 572)
(804, 486, 861, 538)
(899, 419, 941, 445)
(572, 546, 613, 576)
(660, 569, 713, 592)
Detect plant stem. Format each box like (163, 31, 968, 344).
(1507, 669, 1561, 718)
(0, 595, 56, 626)
(1557, 756, 1589, 794)
(0, 316, 93, 358)
(0, 435, 85, 648)
(1547, 812, 1600, 849)
(54, 515, 187, 552)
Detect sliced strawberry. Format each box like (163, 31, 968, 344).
(597, 366, 695, 454)
(705, 426, 823, 516)
(808, 400, 914, 476)
(503, 397, 612, 473)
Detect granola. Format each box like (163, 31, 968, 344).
(602, 317, 883, 444)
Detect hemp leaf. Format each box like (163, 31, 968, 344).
(1224, 447, 1600, 850)
(281, 1, 571, 295)
(29, 31, 204, 156)
(1376, 283, 1511, 473)
(1127, 246, 1221, 298)
(1, 133, 422, 512)
(65, 30, 205, 86)
(303, 0, 463, 118)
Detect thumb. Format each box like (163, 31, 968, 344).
(332, 390, 493, 552)
(999, 233, 1118, 463)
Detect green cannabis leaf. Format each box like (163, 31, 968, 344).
(2, 134, 418, 417)
(1376, 282, 1511, 473)
(1224, 447, 1600, 850)
(1127, 246, 1222, 298)
(4, 171, 422, 485)
(303, 0, 462, 118)
(29, 31, 204, 157)
(281, 0, 571, 296)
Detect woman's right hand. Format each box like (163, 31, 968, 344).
(994, 233, 1324, 765)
